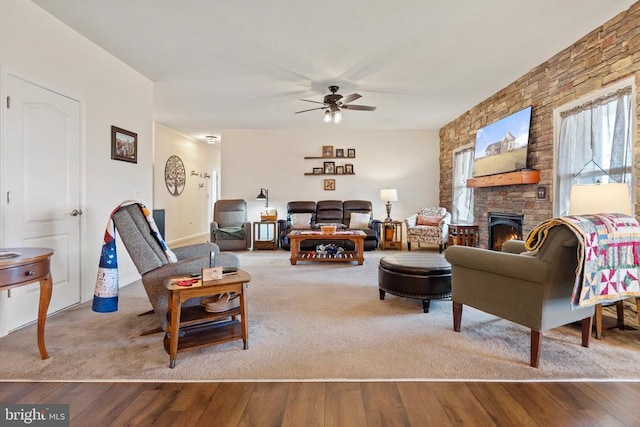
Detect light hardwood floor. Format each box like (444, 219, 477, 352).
(1, 381, 639, 426)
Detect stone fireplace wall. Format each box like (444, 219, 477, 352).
(439, 3, 640, 249)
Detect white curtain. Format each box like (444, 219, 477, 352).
(554, 87, 633, 216)
(452, 146, 474, 223)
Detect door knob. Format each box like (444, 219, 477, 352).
(70, 209, 83, 216)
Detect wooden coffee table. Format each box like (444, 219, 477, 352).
(164, 269, 251, 368)
(287, 230, 366, 265)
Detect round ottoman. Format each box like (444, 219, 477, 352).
(378, 253, 451, 313)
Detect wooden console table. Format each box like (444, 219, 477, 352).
(287, 230, 366, 265)
(0, 247, 54, 359)
(164, 270, 251, 368)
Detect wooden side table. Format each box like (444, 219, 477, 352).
(0, 247, 54, 359)
(164, 270, 251, 368)
(448, 224, 479, 247)
(380, 221, 403, 250)
(253, 221, 277, 250)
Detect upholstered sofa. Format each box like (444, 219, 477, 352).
(277, 200, 380, 251)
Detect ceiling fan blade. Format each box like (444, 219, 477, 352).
(341, 93, 362, 105)
(341, 104, 376, 111)
(294, 106, 328, 114)
(299, 99, 327, 105)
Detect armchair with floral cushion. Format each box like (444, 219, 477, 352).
(404, 207, 451, 252)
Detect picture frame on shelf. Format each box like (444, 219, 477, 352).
(324, 179, 336, 191)
(347, 148, 356, 158)
(322, 145, 334, 157)
(345, 163, 354, 174)
(324, 161, 335, 174)
(335, 148, 344, 158)
(336, 165, 344, 174)
(313, 167, 323, 175)
(111, 126, 138, 163)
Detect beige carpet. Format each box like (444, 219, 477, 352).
(1, 250, 639, 381)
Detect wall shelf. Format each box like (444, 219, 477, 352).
(304, 172, 355, 176)
(466, 170, 540, 188)
(304, 156, 355, 160)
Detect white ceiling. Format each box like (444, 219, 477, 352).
(31, 0, 636, 140)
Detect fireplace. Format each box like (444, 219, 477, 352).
(488, 212, 523, 251)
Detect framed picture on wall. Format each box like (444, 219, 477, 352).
(324, 179, 335, 191)
(345, 164, 354, 174)
(313, 167, 323, 174)
(336, 166, 344, 174)
(322, 145, 334, 157)
(111, 126, 138, 163)
(347, 148, 356, 158)
(323, 161, 335, 174)
(335, 148, 344, 157)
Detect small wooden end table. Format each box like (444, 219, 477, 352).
(448, 223, 479, 247)
(380, 220, 403, 250)
(164, 269, 251, 368)
(0, 247, 54, 359)
(253, 221, 277, 250)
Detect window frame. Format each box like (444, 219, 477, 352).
(552, 77, 636, 217)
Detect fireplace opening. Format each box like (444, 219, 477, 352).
(488, 212, 523, 251)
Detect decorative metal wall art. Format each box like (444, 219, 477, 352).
(165, 155, 186, 196)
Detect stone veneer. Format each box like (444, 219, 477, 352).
(439, 2, 640, 249)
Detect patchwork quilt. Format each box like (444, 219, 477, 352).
(525, 214, 640, 309)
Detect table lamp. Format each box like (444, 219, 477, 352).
(568, 183, 633, 215)
(380, 188, 398, 222)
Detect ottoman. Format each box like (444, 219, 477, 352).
(378, 253, 451, 313)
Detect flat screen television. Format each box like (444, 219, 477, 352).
(472, 106, 532, 178)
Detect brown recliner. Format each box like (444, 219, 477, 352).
(444, 224, 595, 368)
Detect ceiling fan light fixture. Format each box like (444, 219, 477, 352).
(333, 110, 342, 123)
(324, 110, 332, 123)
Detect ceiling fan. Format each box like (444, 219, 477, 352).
(295, 86, 376, 123)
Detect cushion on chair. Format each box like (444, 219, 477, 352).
(291, 213, 313, 229)
(417, 215, 443, 226)
(349, 212, 371, 229)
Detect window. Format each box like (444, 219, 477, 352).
(554, 82, 634, 216)
(452, 144, 474, 223)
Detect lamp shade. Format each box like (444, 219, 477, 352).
(568, 183, 632, 215)
(380, 188, 398, 202)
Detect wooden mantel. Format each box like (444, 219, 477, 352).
(466, 170, 540, 188)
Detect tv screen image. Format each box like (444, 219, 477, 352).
(472, 106, 532, 178)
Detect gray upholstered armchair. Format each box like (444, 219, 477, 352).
(112, 204, 240, 331)
(444, 224, 595, 368)
(405, 207, 451, 252)
(210, 199, 251, 251)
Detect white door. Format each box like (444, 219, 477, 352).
(2, 73, 81, 332)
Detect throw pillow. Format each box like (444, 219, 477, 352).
(417, 215, 443, 226)
(290, 213, 312, 229)
(349, 212, 371, 229)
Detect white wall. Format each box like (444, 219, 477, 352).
(220, 129, 440, 228)
(0, 0, 154, 300)
(153, 123, 220, 244)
